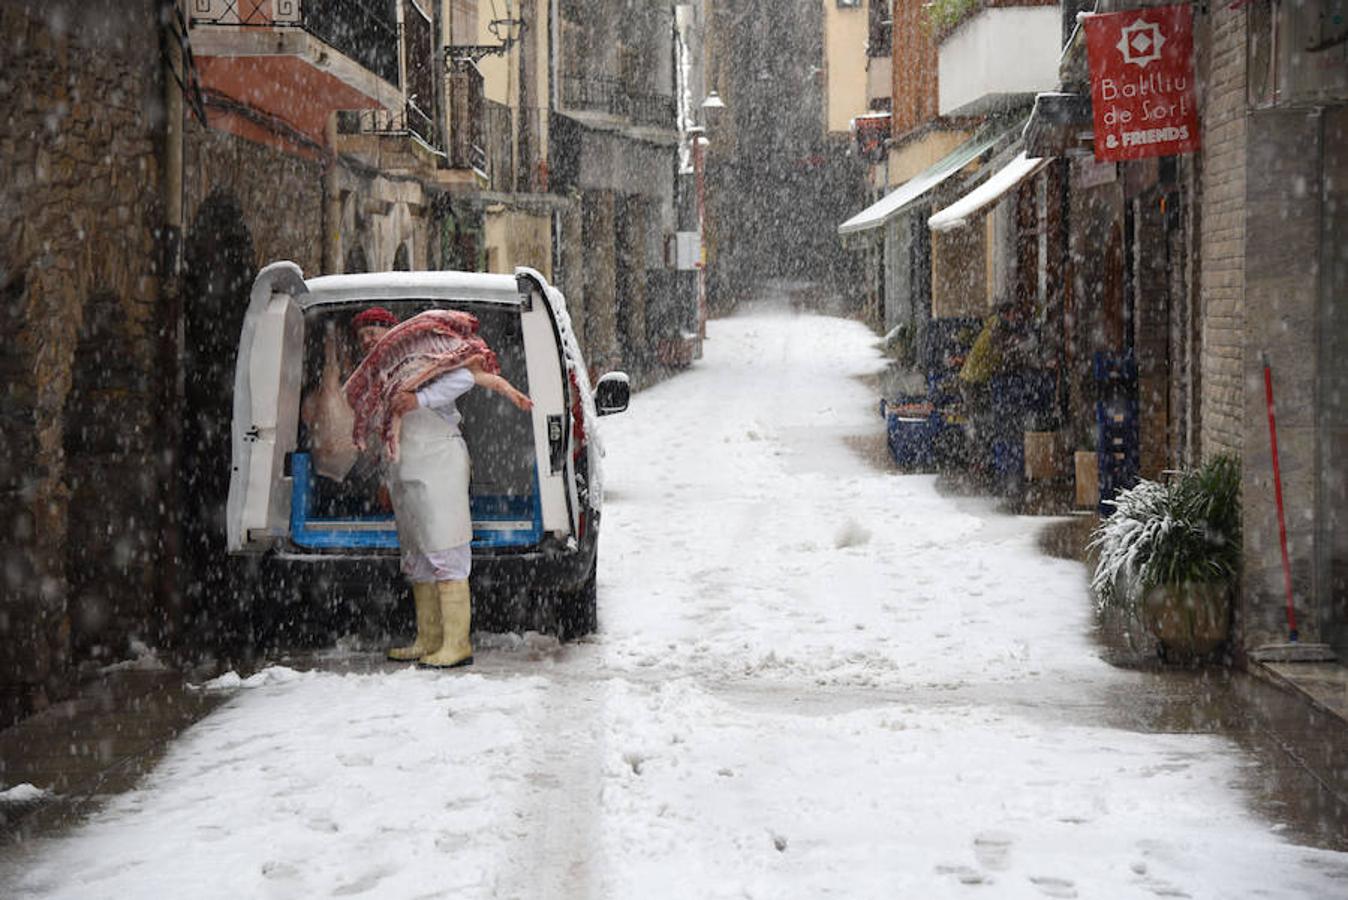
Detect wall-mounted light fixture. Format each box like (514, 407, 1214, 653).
(445, 17, 527, 66)
(700, 90, 726, 126)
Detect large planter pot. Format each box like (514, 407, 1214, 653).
(1140, 581, 1231, 660)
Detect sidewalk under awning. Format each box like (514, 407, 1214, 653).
(927, 151, 1051, 233)
(837, 129, 1003, 237)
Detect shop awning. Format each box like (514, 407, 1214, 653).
(1023, 91, 1093, 157)
(836, 129, 1002, 236)
(927, 151, 1051, 232)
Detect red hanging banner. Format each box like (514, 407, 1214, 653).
(1083, 4, 1200, 162)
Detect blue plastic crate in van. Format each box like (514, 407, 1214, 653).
(287, 452, 543, 550)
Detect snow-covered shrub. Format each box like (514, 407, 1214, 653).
(1088, 455, 1242, 613)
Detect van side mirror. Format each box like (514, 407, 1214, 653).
(594, 372, 630, 416)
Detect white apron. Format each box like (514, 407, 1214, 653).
(385, 407, 472, 554)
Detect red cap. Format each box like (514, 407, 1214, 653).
(351, 307, 398, 330)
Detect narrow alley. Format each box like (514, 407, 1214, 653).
(3, 298, 1346, 899)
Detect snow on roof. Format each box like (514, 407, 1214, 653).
(301, 270, 526, 308)
(927, 151, 1051, 233)
(851, 111, 892, 128)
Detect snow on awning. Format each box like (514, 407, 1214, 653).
(1024, 91, 1092, 157)
(927, 151, 1051, 233)
(836, 129, 1002, 237)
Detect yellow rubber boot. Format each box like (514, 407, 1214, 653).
(419, 580, 473, 668)
(388, 582, 442, 661)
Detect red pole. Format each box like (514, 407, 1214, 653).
(1263, 354, 1299, 641)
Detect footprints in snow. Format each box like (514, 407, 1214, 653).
(260, 859, 396, 897)
(332, 865, 395, 896)
(934, 834, 1198, 897)
(971, 830, 1014, 871)
(1029, 875, 1079, 898)
(622, 750, 648, 776)
(935, 831, 1078, 897)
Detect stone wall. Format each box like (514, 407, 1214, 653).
(174, 104, 327, 642)
(333, 163, 433, 275)
(557, 200, 587, 349)
(1319, 108, 1348, 657)
(185, 124, 325, 274)
(582, 189, 619, 376)
(0, 0, 339, 725)
(615, 194, 650, 379)
(1199, 7, 1345, 653)
(0, 0, 166, 724)
(1241, 110, 1328, 648)
(1197, 7, 1247, 459)
(484, 207, 552, 279)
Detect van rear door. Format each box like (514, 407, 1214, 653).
(517, 274, 575, 540)
(226, 262, 307, 553)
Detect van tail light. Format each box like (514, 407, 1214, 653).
(568, 368, 588, 541)
(568, 369, 586, 457)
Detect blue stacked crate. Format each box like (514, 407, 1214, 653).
(982, 369, 1056, 486)
(887, 407, 940, 469)
(925, 317, 981, 466)
(880, 318, 981, 470)
(1094, 351, 1139, 515)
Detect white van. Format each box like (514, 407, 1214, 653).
(225, 262, 628, 639)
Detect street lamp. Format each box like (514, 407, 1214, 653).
(692, 91, 726, 343)
(688, 125, 710, 343)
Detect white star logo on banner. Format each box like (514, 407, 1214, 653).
(1117, 19, 1166, 68)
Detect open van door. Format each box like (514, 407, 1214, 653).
(226, 262, 307, 553)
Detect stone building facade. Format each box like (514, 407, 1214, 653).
(1196, 3, 1347, 658)
(550, 0, 680, 383)
(0, 0, 395, 724)
(174, 121, 328, 652)
(1, 0, 169, 724)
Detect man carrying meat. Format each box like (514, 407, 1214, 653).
(345, 306, 533, 668)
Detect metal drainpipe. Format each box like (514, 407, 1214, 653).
(433, 1, 447, 269)
(519, 10, 531, 194)
(163, 5, 183, 267)
(157, 0, 186, 636)
(550, 0, 559, 111)
(324, 112, 341, 273)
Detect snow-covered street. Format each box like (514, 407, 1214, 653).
(5, 303, 1347, 899)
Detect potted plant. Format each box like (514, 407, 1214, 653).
(1088, 455, 1242, 661)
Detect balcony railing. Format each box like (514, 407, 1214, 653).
(448, 60, 487, 174)
(337, 99, 440, 150)
(402, 0, 435, 126)
(559, 75, 676, 130)
(189, 0, 400, 87)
